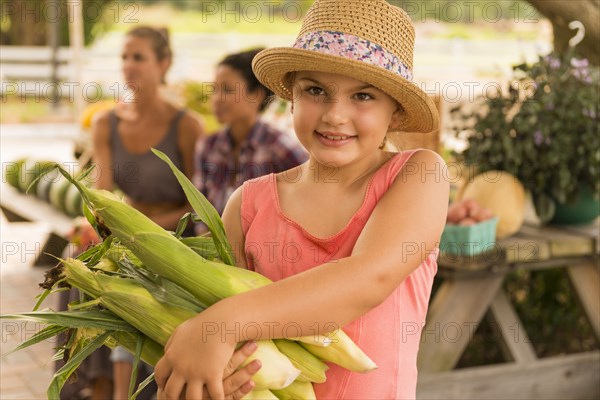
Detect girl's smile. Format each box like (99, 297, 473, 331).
(315, 130, 358, 147)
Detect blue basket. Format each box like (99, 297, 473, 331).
(440, 217, 498, 256)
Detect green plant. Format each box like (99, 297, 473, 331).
(452, 49, 600, 222)
(179, 81, 221, 134)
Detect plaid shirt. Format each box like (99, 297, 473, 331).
(193, 120, 308, 216)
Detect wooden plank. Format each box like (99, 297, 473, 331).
(418, 273, 506, 373)
(488, 291, 537, 364)
(417, 351, 600, 400)
(519, 224, 595, 258)
(560, 221, 600, 254)
(567, 259, 600, 340)
(0, 46, 73, 62)
(0, 184, 74, 238)
(437, 245, 505, 271)
(1, 185, 74, 266)
(498, 233, 551, 263)
(0, 64, 71, 81)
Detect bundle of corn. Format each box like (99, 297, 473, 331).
(0, 150, 377, 399)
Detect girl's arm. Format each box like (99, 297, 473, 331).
(155, 150, 449, 398)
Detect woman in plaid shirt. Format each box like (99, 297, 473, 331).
(193, 48, 307, 228)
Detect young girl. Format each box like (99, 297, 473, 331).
(155, 1, 449, 398)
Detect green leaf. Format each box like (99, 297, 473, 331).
(116, 256, 206, 312)
(175, 212, 193, 238)
(47, 331, 111, 399)
(128, 334, 144, 399)
(33, 287, 57, 312)
(131, 372, 155, 400)
(152, 148, 235, 266)
(0, 310, 136, 332)
(2, 325, 68, 358)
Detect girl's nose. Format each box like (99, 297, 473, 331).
(321, 99, 349, 127)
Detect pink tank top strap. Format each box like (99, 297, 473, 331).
(241, 174, 275, 235)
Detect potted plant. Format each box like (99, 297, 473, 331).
(452, 49, 599, 224)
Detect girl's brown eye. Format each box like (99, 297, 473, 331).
(355, 93, 373, 101)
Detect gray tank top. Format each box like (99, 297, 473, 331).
(109, 109, 187, 205)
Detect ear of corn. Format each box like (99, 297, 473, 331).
(107, 331, 164, 366)
(242, 389, 279, 400)
(301, 329, 377, 373)
(241, 340, 300, 390)
(271, 380, 317, 400)
(290, 334, 332, 347)
(273, 339, 328, 383)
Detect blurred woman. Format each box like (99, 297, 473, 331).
(59, 26, 204, 400)
(193, 48, 307, 231)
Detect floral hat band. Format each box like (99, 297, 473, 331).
(293, 30, 414, 82)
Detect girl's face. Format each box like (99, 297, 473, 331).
(292, 71, 402, 168)
(121, 35, 168, 92)
(211, 65, 265, 125)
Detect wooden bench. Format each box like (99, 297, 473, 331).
(0, 45, 72, 96)
(0, 184, 75, 266)
(417, 222, 600, 399)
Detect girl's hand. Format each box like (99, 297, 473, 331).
(155, 317, 260, 399)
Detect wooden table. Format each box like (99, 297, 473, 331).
(417, 222, 600, 399)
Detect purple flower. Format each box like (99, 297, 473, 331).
(583, 108, 597, 119)
(533, 130, 545, 146)
(572, 67, 591, 81)
(544, 56, 561, 70)
(571, 58, 589, 68)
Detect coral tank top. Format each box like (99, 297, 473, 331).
(240, 150, 438, 399)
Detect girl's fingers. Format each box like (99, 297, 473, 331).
(229, 380, 256, 400)
(223, 341, 258, 377)
(185, 382, 204, 400)
(206, 379, 225, 400)
(163, 375, 187, 400)
(223, 359, 262, 395)
(154, 360, 172, 390)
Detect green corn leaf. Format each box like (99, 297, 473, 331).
(175, 212, 193, 238)
(152, 148, 235, 266)
(33, 286, 62, 311)
(2, 325, 68, 358)
(180, 236, 219, 260)
(128, 334, 144, 399)
(115, 256, 206, 311)
(51, 348, 66, 362)
(47, 331, 111, 399)
(131, 372, 155, 400)
(0, 310, 136, 332)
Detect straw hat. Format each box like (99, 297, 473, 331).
(252, 0, 439, 134)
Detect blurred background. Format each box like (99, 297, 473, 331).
(1, 0, 556, 129)
(1, 1, 598, 399)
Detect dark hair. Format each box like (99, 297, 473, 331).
(126, 26, 172, 83)
(219, 48, 273, 113)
